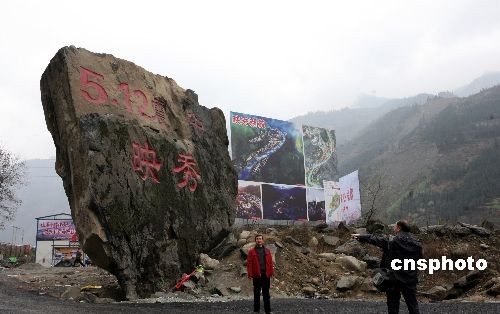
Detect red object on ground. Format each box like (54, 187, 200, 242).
(174, 266, 204, 290)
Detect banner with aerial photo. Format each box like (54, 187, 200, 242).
(236, 181, 263, 219)
(302, 125, 338, 188)
(261, 184, 307, 220)
(230, 112, 305, 186)
(324, 181, 341, 224)
(307, 188, 326, 221)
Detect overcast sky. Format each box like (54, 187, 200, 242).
(1, 0, 500, 159)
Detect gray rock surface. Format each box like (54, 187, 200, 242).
(423, 225, 449, 236)
(360, 277, 377, 292)
(285, 236, 303, 247)
(322, 235, 340, 246)
(308, 237, 319, 247)
(40, 46, 237, 299)
(336, 275, 360, 291)
(425, 286, 447, 301)
(239, 231, 250, 240)
(199, 254, 220, 270)
(450, 225, 471, 236)
(303, 286, 317, 297)
(361, 255, 379, 269)
(317, 253, 336, 261)
(335, 256, 367, 272)
(459, 222, 491, 236)
(334, 240, 367, 258)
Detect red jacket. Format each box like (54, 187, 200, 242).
(247, 246, 274, 278)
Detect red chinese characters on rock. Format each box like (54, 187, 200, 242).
(172, 153, 201, 192)
(79, 66, 166, 124)
(132, 141, 162, 183)
(231, 114, 266, 129)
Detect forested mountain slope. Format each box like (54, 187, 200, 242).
(338, 86, 500, 225)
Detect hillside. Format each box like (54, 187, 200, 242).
(454, 72, 500, 97)
(290, 94, 430, 146)
(338, 86, 500, 226)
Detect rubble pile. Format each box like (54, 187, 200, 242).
(1, 222, 498, 304)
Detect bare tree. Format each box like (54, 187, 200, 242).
(360, 169, 390, 226)
(0, 145, 25, 230)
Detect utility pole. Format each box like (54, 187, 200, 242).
(13, 226, 20, 245)
(10, 226, 20, 256)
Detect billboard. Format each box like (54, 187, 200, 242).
(307, 188, 326, 221)
(262, 184, 307, 220)
(302, 125, 338, 188)
(236, 181, 263, 219)
(36, 219, 76, 241)
(339, 170, 361, 224)
(324, 171, 361, 224)
(231, 111, 343, 222)
(231, 112, 305, 185)
(324, 181, 341, 224)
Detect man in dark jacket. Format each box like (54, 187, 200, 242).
(247, 234, 274, 314)
(352, 220, 422, 314)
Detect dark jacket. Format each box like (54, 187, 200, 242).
(358, 232, 422, 288)
(247, 246, 274, 278)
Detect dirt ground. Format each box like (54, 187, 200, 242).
(1, 224, 499, 304)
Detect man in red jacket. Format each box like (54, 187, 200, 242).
(247, 234, 274, 314)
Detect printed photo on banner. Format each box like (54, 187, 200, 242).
(307, 188, 326, 221)
(236, 180, 263, 220)
(323, 181, 341, 224)
(230, 112, 305, 186)
(302, 125, 338, 188)
(261, 183, 307, 221)
(339, 170, 361, 224)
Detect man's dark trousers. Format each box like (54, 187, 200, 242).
(386, 283, 420, 314)
(253, 273, 270, 313)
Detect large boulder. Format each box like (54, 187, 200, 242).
(209, 233, 238, 259)
(443, 270, 491, 300)
(199, 253, 220, 270)
(334, 240, 367, 258)
(40, 47, 237, 299)
(317, 253, 337, 261)
(336, 275, 360, 291)
(458, 222, 491, 237)
(424, 286, 447, 301)
(365, 220, 385, 234)
(335, 255, 367, 272)
(322, 235, 340, 247)
(422, 225, 449, 236)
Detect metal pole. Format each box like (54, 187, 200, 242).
(35, 219, 39, 263)
(12, 226, 20, 245)
(10, 225, 14, 256)
(10, 225, 14, 245)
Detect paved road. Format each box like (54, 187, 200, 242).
(1, 275, 498, 313)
